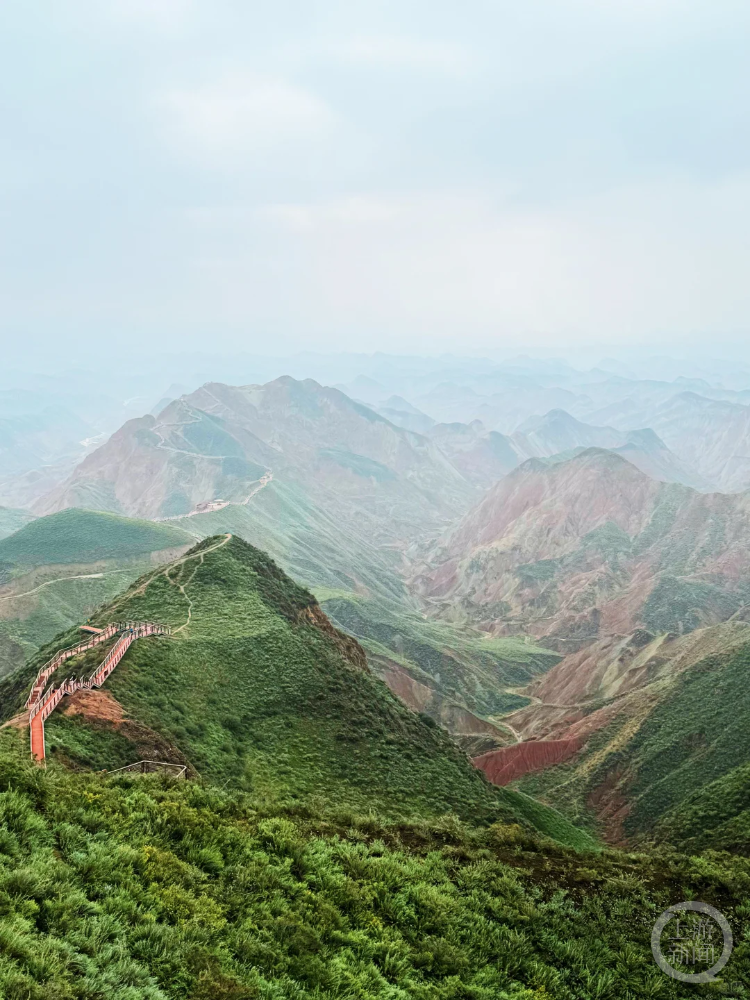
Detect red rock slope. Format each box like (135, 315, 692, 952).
(473, 737, 584, 786)
(412, 448, 750, 647)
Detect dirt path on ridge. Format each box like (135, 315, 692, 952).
(0, 569, 131, 605)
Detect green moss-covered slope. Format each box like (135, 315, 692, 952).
(0, 506, 35, 541)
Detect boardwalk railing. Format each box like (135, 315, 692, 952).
(109, 760, 187, 778)
(27, 621, 171, 760)
(25, 621, 171, 709)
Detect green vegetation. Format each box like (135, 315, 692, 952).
(621, 644, 750, 843)
(631, 483, 689, 556)
(2, 732, 750, 998)
(318, 448, 396, 482)
(322, 593, 558, 718)
(0, 506, 34, 541)
(0, 569, 137, 653)
(641, 575, 743, 634)
(0, 510, 195, 660)
(46, 711, 145, 772)
(171, 479, 407, 601)
(0, 633, 25, 681)
(519, 641, 750, 855)
(0, 509, 193, 568)
(581, 521, 632, 558)
(158, 470, 558, 728)
(1, 536, 581, 840)
(179, 411, 245, 458)
(516, 560, 560, 585)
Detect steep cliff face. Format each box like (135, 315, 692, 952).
(413, 448, 750, 645)
(299, 603, 369, 672)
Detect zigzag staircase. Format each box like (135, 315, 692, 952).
(27, 621, 170, 761)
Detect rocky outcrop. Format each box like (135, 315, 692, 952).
(300, 603, 369, 672)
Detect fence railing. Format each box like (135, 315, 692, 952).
(27, 623, 171, 755)
(109, 760, 187, 778)
(26, 621, 171, 712)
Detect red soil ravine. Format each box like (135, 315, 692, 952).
(472, 736, 584, 786)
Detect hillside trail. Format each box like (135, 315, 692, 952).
(107, 533, 233, 617)
(156, 472, 273, 521)
(25, 620, 170, 760)
(19, 533, 224, 761)
(169, 532, 233, 635)
(503, 685, 543, 708)
(241, 471, 273, 504)
(499, 686, 587, 743)
(0, 570, 130, 604)
(499, 720, 523, 743)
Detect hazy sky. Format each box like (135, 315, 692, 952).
(2, 1, 750, 362)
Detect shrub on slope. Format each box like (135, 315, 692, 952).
(0, 732, 748, 999)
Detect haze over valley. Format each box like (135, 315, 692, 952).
(5, 1, 750, 993)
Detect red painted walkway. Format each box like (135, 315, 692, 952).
(27, 620, 170, 761)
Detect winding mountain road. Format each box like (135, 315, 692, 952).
(156, 472, 273, 521)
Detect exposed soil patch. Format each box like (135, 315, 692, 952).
(61, 688, 194, 774)
(587, 766, 633, 847)
(62, 688, 126, 725)
(301, 603, 368, 671)
(473, 737, 584, 785)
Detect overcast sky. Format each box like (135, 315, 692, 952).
(2, 1, 750, 363)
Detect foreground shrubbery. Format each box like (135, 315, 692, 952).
(1, 733, 750, 999)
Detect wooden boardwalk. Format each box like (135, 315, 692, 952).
(27, 621, 170, 761)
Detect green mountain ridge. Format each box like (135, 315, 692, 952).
(0, 506, 35, 541)
(0, 508, 193, 568)
(0, 534, 590, 848)
(0, 510, 195, 679)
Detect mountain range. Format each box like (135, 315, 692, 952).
(413, 447, 750, 645)
(7, 356, 750, 994)
(8, 366, 750, 858)
(0, 533, 582, 837)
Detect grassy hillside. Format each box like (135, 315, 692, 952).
(0, 508, 193, 567)
(0, 535, 591, 848)
(1, 733, 749, 999)
(0, 505, 34, 540)
(0, 510, 195, 667)
(322, 592, 559, 718)
(621, 643, 750, 846)
(164, 492, 560, 736)
(517, 640, 750, 854)
(169, 479, 407, 601)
